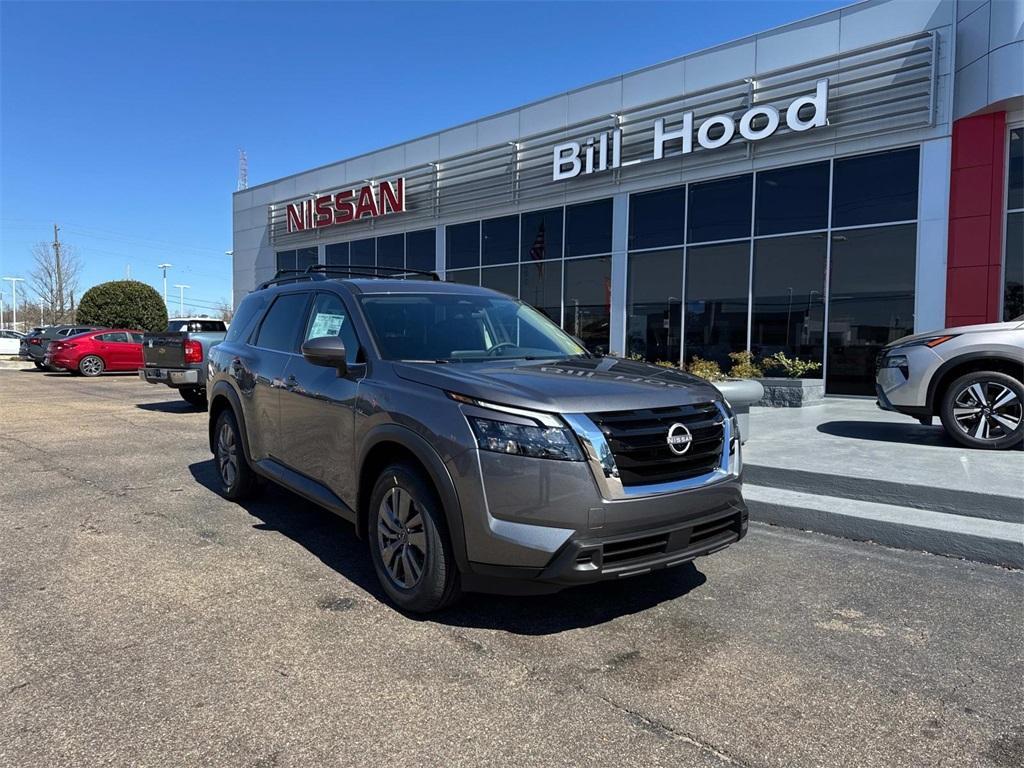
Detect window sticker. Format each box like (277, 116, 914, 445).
(308, 312, 345, 340)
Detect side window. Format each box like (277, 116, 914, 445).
(129, 333, 144, 344)
(99, 332, 128, 343)
(303, 292, 360, 364)
(254, 293, 310, 353)
(226, 293, 269, 343)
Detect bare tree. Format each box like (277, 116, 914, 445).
(28, 237, 81, 324)
(217, 301, 235, 324)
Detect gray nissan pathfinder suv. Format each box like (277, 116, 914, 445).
(207, 267, 746, 612)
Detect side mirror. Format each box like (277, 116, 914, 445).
(301, 335, 347, 375)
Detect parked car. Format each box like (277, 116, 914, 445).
(47, 329, 144, 376)
(0, 329, 25, 356)
(140, 318, 228, 408)
(206, 269, 746, 613)
(876, 316, 1024, 449)
(20, 325, 102, 369)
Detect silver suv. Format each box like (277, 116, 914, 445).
(876, 317, 1024, 450)
(206, 268, 746, 612)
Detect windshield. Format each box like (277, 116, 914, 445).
(360, 293, 587, 362)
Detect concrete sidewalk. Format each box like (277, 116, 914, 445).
(743, 398, 1023, 567)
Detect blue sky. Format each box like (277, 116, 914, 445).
(1, 0, 848, 314)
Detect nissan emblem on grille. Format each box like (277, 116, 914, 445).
(666, 423, 693, 455)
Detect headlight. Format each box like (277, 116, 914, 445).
(449, 391, 584, 461)
(468, 417, 584, 461)
(881, 353, 909, 378)
(890, 334, 957, 350)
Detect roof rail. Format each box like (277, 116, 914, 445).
(306, 264, 441, 281)
(257, 263, 441, 290)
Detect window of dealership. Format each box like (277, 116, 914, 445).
(1005, 125, 1023, 321)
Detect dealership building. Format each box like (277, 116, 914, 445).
(232, 0, 1023, 395)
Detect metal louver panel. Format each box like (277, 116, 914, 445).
(270, 31, 937, 245)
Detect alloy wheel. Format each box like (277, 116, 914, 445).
(376, 486, 427, 589)
(217, 421, 238, 488)
(79, 356, 103, 376)
(951, 381, 1022, 441)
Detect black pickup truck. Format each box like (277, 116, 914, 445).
(139, 318, 227, 408)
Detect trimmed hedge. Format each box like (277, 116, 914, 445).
(77, 280, 168, 332)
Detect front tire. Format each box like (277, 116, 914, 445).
(940, 371, 1023, 450)
(79, 355, 104, 377)
(214, 409, 257, 500)
(368, 464, 461, 613)
(33, 361, 45, 370)
(179, 387, 208, 409)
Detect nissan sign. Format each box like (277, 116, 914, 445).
(552, 79, 829, 181)
(284, 177, 406, 233)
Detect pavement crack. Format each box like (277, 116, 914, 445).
(591, 690, 755, 767)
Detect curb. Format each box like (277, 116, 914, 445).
(745, 484, 1024, 569)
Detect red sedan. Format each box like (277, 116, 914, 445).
(48, 329, 145, 376)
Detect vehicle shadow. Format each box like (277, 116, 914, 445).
(188, 459, 708, 635)
(816, 420, 957, 447)
(136, 401, 202, 414)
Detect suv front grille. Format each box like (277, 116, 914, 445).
(588, 403, 724, 487)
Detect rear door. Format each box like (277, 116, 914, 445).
(247, 291, 312, 463)
(127, 333, 144, 367)
(97, 332, 131, 369)
(277, 291, 364, 499)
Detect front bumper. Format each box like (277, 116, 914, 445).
(450, 403, 746, 593)
(139, 367, 201, 387)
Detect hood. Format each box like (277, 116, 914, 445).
(885, 320, 1024, 348)
(392, 356, 723, 413)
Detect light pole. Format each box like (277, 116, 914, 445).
(173, 284, 190, 318)
(157, 263, 173, 310)
(2, 277, 25, 332)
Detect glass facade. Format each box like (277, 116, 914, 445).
(1005, 126, 1023, 320)
(321, 228, 437, 277)
(626, 146, 920, 393)
(827, 225, 916, 395)
(275, 247, 317, 273)
(282, 147, 924, 396)
(445, 198, 613, 350)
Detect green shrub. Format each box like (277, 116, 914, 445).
(727, 350, 763, 379)
(763, 351, 822, 378)
(686, 356, 725, 381)
(77, 280, 168, 332)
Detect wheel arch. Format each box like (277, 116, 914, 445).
(207, 381, 253, 463)
(927, 354, 1024, 414)
(356, 425, 469, 572)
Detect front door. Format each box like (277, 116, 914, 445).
(277, 291, 364, 502)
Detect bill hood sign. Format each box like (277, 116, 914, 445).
(553, 79, 829, 181)
(284, 178, 406, 233)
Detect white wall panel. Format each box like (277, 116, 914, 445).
(989, 0, 1024, 50)
(840, 0, 952, 51)
(755, 14, 841, 72)
(684, 39, 755, 92)
(955, 0, 991, 69)
(988, 40, 1024, 104)
(915, 137, 951, 333)
(621, 60, 685, 110)
(438, 123, 478, 159)
(568, 79, 622, 125)
(518, 95, 568, 138)
(476, 112, 520, 149)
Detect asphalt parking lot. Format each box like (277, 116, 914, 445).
(1, 370, 1022, 768)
